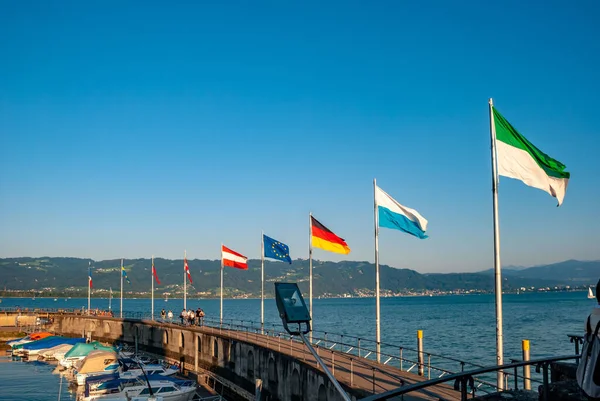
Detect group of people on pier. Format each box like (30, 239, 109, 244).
(83, 307, 114, 317)
(179, 307, 204, 326)
(159, 307, 205, 326)
(160, 309, 174, 322)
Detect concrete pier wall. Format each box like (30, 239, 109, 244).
(49, 315, 360, 401)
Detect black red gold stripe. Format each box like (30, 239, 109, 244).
(311, 216, 350, 254)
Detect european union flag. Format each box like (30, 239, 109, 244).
(263, 235, 292, 264)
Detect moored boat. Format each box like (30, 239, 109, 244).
(59, 341, 116, 369)
(75, 350, 120, 386)
(7, 332, 53, 348)
(12, 335, 60, 355)
(118, 362, 178, 380)
(39, 343, 74, 360)
(83, 374, 189, 398)
(23, 337, 85, 357)
(83, 378, 196, 401)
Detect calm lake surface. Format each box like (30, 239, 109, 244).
(0, 291, 592, 400)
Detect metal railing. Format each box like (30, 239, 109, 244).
(202, 316, 483, 374)
(196, 317, 513, 395)
(196, 366, 252, 400)
(4, 306, 481, 380)
(1, 307, 83, 314)
(567, 334, 584, 355)
(28, 309, 505, 395)
(2, 307, 568, 397)
(359, 354, 580, 401)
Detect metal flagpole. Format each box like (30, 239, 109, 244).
(120, 258, 123, 318)
(220, 243, 224, 323)
(151, 255, 154, 321)
(374, 178, 381, 363)
(88, 261, 91, 315)
(184, 250, 187, 310)
(489, 98, 504, 389)
(309, 212, 313, 343)
(261, 230, 264, 333)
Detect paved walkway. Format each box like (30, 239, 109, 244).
(194, 324, 464, 401)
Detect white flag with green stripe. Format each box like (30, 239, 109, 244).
(493, 107, 570, 205)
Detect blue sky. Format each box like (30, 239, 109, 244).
(1, 1, 598, 273)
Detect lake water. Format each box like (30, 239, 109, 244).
(0, 291, 592, 400)
(0, 357, 75, 401)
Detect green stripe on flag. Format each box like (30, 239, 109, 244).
(493, 107, 570, 180)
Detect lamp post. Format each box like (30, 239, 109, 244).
(274, 282, 351, 401)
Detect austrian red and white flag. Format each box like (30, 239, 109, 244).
(221, 245, 248, 270)
(152, 258, 161, 285)
(184, 257, 193, 283)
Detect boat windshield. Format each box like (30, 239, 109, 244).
(139, 387, 161, 395)
(157, 386, 176, 393)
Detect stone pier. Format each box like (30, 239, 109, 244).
(42, 314, 463, 401)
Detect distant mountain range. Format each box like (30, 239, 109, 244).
(0, 257, 598, 298)
(476, 259, 600, 283)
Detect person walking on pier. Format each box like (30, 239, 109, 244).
(195, 307, 204, 326)
(187, 308, 195, 325)
(180, 308, 186, 325)
(160, 308, 166, 321)
(167, 310, 173, 322)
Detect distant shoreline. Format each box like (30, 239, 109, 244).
(0, 287, 589, 302)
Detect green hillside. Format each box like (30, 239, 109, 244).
(1, 257, 596, 298)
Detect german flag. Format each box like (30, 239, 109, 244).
(311, 216, 351, 254)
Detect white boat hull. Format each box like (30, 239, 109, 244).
(76, 368, 119, 386)
(84, 382, 195, 401)
(60, 356, 85, 369)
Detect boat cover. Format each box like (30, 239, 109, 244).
(76, 350, 119, 374)
(23, 337, 85, 351)
(64, 341, 116, 359)
(8, 332, 53, 347)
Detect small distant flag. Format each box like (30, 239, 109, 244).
(88, 262, 93, 288)
(222, 245, 248, 270)
(184, 257, 192, 284)
(121, 259, 131, 284)
(263, 235, 292, 264)
(152, 258, 161, 285)
(310, 216, 351, 254)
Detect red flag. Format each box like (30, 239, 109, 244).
(152, 260, 161, 285)
(221, 245, 248, 270)
(184, 257, 193, 284)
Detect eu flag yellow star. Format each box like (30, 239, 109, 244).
(263, 235, 292, 264)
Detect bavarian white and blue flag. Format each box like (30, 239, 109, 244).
(375, 185, 428, 239)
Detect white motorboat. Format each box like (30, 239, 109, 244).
(39, 344, 75, 361)
(119, 363, 178, 380)
(7, 332, 53, 348)
(75, 350, 120, 386)
(88, 397, 165, 401)
(83, 379, 196, 401)
(24, 338, 84, 358)
(59, 341, 115, 369)
(83, 374, 189, 398)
